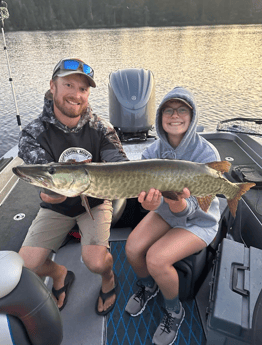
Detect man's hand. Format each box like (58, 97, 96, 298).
(40, 192, 67, 204)
(138, 188, 162, 211)
(163, 187, 190, 213)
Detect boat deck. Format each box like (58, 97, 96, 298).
(107, 240, 205, 345)
(1, 131, 262, 344)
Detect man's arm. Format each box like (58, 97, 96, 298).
(18, 125, 53, 165)
(18, 126, 67, 203)
(100, 126, 129, 162)
(90, 115, 128, 162)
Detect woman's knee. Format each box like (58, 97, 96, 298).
(125, 235, 144, 262)
(146, 248, 168, 277)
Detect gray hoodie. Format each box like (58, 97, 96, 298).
(142, 87, 221, 245)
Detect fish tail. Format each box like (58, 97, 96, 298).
(227, 182, 256, 217)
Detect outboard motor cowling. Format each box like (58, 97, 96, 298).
(109, 68, 155, 141)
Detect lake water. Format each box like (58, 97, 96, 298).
(1, 25, 262, 157)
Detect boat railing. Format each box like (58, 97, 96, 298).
(217, 117, 262, 137)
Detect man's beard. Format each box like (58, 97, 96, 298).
(53, 96, 86, 118)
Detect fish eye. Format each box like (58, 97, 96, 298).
(48, 167, 56, 175)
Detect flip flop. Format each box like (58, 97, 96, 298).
(95, 273, 118, 316)
(52, 270, 75, 311)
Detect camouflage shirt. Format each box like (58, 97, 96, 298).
(18, 90, 128, 216)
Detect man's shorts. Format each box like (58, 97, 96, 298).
(22, 200, 113, 252)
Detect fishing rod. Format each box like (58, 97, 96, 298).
(0, 0, 22, 130)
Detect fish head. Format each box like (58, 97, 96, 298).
(12, 162, 90, 197)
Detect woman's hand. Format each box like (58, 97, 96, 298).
(163, 187, 190, 213)
(138, 188, 162, 211)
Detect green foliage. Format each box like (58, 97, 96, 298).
(2, 0, 262, 31)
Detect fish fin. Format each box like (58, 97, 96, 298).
(80, 195, 94, 220)
(196, 195, 216, 212)
(227, 182, 256, 217)
(206, 161, 231, 173)
(161, 191, 182, 201)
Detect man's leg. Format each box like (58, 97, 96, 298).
(19, 246, 68, 309)
(82, 245, 116, 313)
(19, 208, 76, 309)
(77, 200, 115, 313)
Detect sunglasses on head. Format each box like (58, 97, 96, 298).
(53, 59, 94, 78)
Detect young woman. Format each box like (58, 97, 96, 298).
(125, 87, 221, 345)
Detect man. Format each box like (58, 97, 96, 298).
(18, 58, 128, 315)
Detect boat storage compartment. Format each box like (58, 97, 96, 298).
(206, 238, 262, 344)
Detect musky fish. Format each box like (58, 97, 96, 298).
(12, 159, 255, 217)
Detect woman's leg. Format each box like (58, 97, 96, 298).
(125, 211, 172, 278)
(125, 211, 172, 316)
(146, 227, 206, 299)
(147, 228, 207, 345)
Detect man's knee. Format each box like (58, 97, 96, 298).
(82, 245, 111, 274)
(19, 246, 50, 271)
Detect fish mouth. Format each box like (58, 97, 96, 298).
(12, 167, 32, 183)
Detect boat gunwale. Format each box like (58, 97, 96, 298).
(201, 131, 262, 168)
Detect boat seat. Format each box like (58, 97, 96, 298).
(111, 199, 127, 227)
(0, 251, 63, 345)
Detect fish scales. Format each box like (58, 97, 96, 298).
(82, 160, 219, 199)
(85, 161, 169, 199)
(12, 159, 256, 217)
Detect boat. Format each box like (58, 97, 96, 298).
(1, 67, 262, 345)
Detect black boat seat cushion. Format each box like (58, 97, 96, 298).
(0, 251, 63, 345)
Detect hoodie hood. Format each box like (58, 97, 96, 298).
(156, 87, 198, 159)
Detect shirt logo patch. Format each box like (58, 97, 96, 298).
(59, 147, 93, 162)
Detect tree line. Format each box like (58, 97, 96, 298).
(2, 0, 262, 32)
